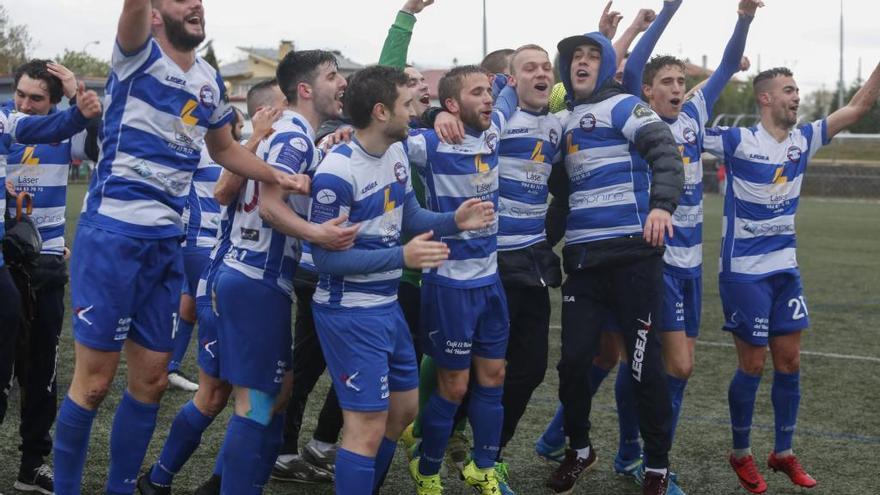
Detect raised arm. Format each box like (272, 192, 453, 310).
(701, 1, 761, 111)
(117, 0, 152, 53)
(613, 8, 658, 75)
(622, 0, 682, 95)
(826, 60, 880, 138)
(5, 84, 101, 145)
(378, 0, 435, 68)
(206, 126, 309, 195)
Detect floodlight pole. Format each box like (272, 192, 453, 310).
(482, 0, 488, 59)
(838, 0, 845, 109)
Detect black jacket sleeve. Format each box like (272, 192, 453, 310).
(634, 121, 684, 213)
(545, 163, 570, 247)
(84, 118, 102, 162)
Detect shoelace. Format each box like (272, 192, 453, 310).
(36, 464, 54, 481)
(741, 458, 761, 481)
(782, 456, 807, 477)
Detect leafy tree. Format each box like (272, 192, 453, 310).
(0, 5, 31, 73)
(824, 80, 880, 134)
(54, 49, 110, 77)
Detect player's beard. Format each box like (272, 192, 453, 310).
(162, 13, 205, 52)
(460, 105, 489, 132)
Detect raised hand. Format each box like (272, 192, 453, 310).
(403, 231, 450, 269)
(598, 1, 624, 40)
(402, 0, 435, 14)
(312, 215, 359, 250)
(277, 172, 311, 195)
(75, 82, 103, 119)
(47, 63, 78, 99)
(434, 111, 465, 144)
(643, 208, 673, 247)
(739, 56, 751, 72)
(631, 8, 657, 33)
(454, 198, 495, 231)
(251, 106, 282, 140)
(738, 0, 764, 17)
(319, 126, 353, 151)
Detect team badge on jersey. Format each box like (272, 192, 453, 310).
(316, 188, 337, 205)
(683, 127, 697, 145)
(549, 128, 560, 147)
(579, 113, 597, 132)
(485, 132, 498, 153)
(199, 85, 215, 107)
(394, 161, 408, 184)
(632, 103, 653, 119)
(787, 145, 802, 162)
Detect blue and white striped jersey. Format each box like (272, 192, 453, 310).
(182, 147, 222, 251)
(561, 94, 663, 246)
(663, 90, 711, 278)
(6, 131, 87, 256)
(195, 203, 236, 300)
(407, 113, 507, 288)
(222, 110, 317, 295)
(2, 104, 89, 267)
(309, 140, 412, 308)
(80, 38, 233, 239)
(497, 110, 562, 250)
(705, 119, 829, 281)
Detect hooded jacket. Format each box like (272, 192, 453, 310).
(549, 31, 684, 271)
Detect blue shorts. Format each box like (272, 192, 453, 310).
(660, 273, 701, 337)
(70, 224, 183, 353)
(213, 265, 293, 394)
(420, 278, 510, 370)
(181, 248, 211, 296)
(314, 303, 419, 412)
(720, 272, 809, 346)
(196, 297, 219, 378)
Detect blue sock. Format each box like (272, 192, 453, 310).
(150, 401, 214, 487)
(168, 317, 195, 373)
(336, 448, 375, 495)
(106, 391, 160, 494)
(771, 371, 800, 453)
(666, 375, 688, 443)
(728, 369, 762, 450)
(254, 414, 284, 488)
(542, 364, 612, 448)
(372, 437, 397, 492)
(221, 415, 266, 495)
(615, 362, 641, 461)
(468, 384, 503, 469)
(54, 396, 96, 495)
(541, 404, 566, 448)
(418, 392, 459, 475)
(213, 430, 226, 477)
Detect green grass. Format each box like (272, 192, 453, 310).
(1, 184, 878, 494)
(814, 138, 880, 164)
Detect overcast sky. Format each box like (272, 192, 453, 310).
(6, 0, 879, 95)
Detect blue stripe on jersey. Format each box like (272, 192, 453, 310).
(311, 140, 411, 308)
(711, 120, 828, 280)
(184, 150, 222, 250)
(81, 38, 232, 239)
(666, 225, 701, 248)
(498, 177, 548, 203)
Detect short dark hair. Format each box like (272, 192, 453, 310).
(344, 66, 409, 129)
(753, 67, 794, 92)
(643, 55, 687, 86)
(14, 60, 64, 104)
(276, 50, 338, 104)
(480, 49, 515, 74)
(438, 65, 490, 111)
(246, 78, 280, 115)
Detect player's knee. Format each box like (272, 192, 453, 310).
(437, 375, 469, 403)
(476, 363, 505, 388)
(194, 384, 230, 417)
(739, 360, 765, 376)
(81, 384, 111, 409)
(666, 360, 693, 380)
(245, 389, 277, 426)
(774, 355, 800, 374)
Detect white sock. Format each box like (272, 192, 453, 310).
(775, 449, 794, 458)
(575, 447, 590, 460)
(732, 448, 752, 459)
(645, 467, 668, 476)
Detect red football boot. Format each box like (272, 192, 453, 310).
(768, 452, 817, 488)
(729, 454, 768, 494)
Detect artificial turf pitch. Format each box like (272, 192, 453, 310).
(1, 184, 877, 494)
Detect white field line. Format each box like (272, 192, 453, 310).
(547, 326, 880, 363)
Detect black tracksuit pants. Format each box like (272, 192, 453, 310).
(499, 284, 551, 451)
(281, 283, 344, 455)
(557, 254, 672, 469)
(0, 256, 66, 472)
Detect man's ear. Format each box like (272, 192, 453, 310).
(443, 97, 460, 114)
(297, 82, 312, 102)
(372, 102, 389, 124)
